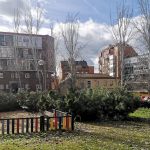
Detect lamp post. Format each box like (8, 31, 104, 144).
(38, 60, 46, 91)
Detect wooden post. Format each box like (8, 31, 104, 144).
(7, 119, 9, 134)
(66, 113, 69, 130)
(46, 118, 49, 131)
(26, 118, 29, 133)
(35, 118, 38, 132)
(31, 118, 33, 132)
(22, 119, 24, 133)
(17, 119, 19, 134)
(12, 119, 14, 134)
(40, 116, 44, 132)
(63, 116, 66, 129)
(2, 120, 4, 135)
(59, 117, 62, 130)
(71, 113, 74, 131)
(54, 110, 57, 129)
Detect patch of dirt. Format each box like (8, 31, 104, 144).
(0, 110, 42, 119)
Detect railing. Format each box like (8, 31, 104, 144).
(0, 114, 74, 135)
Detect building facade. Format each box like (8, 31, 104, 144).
(59, 60, 94, 81)
(99, 44, 138, 78)
(76, 73, 119, 90)
(0, 32, 55, 92)
(59, 73, 119, 94)
(124, 54, 148, 92)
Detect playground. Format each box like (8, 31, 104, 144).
(0, 108, 150, 150)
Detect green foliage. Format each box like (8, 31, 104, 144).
(0, 92, 20, 112)
(37, 91, 58, 111)
(17, 92, 41, 112)
(17, 91, 61, 112)
(0, 87, 141, 121)
(62, 87, 141, 121)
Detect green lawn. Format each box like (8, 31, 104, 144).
(0, 108, 150, 150)
(129, 108, 150, 119)
(0, 121, 150, 150)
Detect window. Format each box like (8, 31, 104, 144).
(0, 73, 4, 78)
(5, 35, 13, 46)
(96, 81, 99, 86)
(87, 81, 91, 88)
(36, 84, 42, 91)
(25, 84, 29, 90)
(15, 73, 19, 78)
(0, 35, 4, 46)
(110, 81, 113, 86)
(47, 74, 49, 78)
(25, 73, 30, 78)
(6, 84, 9, 89)
(0, 84, 4, 90)
(11, 73, 14, 78)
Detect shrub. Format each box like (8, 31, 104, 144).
(62, 87, 141, 121)
(0, 92, 20, 112)
(17, 91, 41, 112)
(17, 91, 61, 112)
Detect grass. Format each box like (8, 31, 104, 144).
(129, 108, 150, 119)
(0, 108, 150, 150)
(0, 121, 150, 150)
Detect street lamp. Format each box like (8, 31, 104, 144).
(38, 60, 46, 91)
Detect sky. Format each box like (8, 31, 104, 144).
(0, 0, 142, 72)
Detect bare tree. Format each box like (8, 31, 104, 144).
(13, 8, 22, 91)
(49, 23, 60, 90)
(134, 0, 150, 94)
(24, 3, 45, 91)
(110, 0, 134, 87)
(60, 14, 81, 90)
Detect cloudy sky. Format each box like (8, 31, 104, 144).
(0, 0, 141, 72)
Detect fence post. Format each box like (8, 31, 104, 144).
(66, 113, 69, 130)
(2, 120, 4, 135)
(35, 118, 38, 132)
(12, 119, 14, 134)
(31, 118, 33, 132)
(40, 116, 44, 132)
(17, 119, 19, 134)
(7, 119, 9, 134)
(71, 113, 74, 131)
(54, 110, 57, 129)
(59, 117, 62, 130)
(46, 118, 49, 131)
(26, 118, 29, 133)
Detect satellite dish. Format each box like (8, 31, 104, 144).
(38, 60, 45, 65)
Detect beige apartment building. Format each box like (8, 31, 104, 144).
(99, 44, 138, 78)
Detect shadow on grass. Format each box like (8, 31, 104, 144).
(0, 120, 150, 149)
(83, 117, 150, 130)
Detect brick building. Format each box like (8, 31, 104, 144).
(59, 73, 119, 94)
(0, 32, 55, 92)
(99, 44, 138, 78)
(59, 60, 94, 81)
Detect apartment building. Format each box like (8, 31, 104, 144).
(0, 32, 55, 92)
(124, 54, 148, 92)
(99, 44, 138, 78)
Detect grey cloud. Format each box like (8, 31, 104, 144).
(0, 0, 27, 17)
